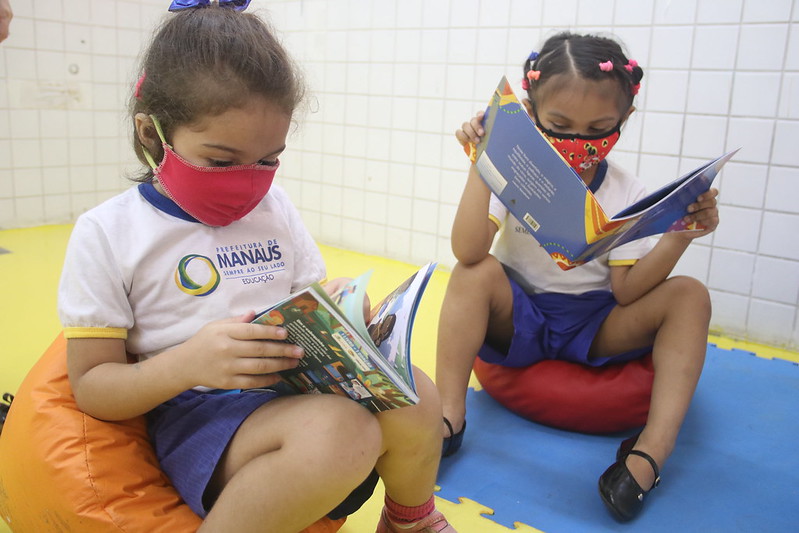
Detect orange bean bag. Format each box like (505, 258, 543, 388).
(0, 333, 345, 533)
(473, 354, 655, 434)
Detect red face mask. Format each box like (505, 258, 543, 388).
(536, 123, 621, 174)
(143, 116, 278, 227)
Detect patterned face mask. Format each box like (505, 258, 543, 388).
(536, 122, 621, 174)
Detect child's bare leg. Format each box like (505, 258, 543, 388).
(374, 368, 458, 531)
(591, 276, 711, 487)
(375, 367, 443, 506)
(435, 256, 514, 436)
(200, 394, 382, 533)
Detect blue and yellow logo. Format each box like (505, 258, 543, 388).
(174, 254, 220, 296)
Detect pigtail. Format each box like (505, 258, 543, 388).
(628, 62, 644, 95)
(521, 51, 540, 91)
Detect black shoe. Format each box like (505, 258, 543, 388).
(599, 440, 660, 522)
(441, 417, 466, 457)
(616, 431, 642, 462)
(0, 392, 13, 435)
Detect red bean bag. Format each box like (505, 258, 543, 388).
(0, 333, 345, 533)
(472, 354, 654, 434)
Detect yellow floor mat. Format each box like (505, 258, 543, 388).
(0, 224, 507, 532)
(2, 224, 794, 533)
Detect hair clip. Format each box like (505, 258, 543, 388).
(169, 0, 209, 10)
(631, 83, 641, 96)
(624, 59, 639, 73)
(599, 61, 614, 72)
(528, 51, 540, 61)
(169, 0, 250, 12)
(219, 0, 250, 10)
(522, 69, 540, 91)
(134, 72, 146, 100)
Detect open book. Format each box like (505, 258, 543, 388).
(251, 262, 437, 413)
(468, 76, 739, 270)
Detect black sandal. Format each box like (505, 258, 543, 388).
(598, 436, 661, 522)
(441, 417, 466, 457)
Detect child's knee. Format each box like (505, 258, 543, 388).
(311, 397, 383, 462)
(409, 368, 443, 420)
(374, 370, 442, 448)
(668, 276, 711, 314)
(451, 254, 505, 287)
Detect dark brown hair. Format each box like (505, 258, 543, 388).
(524, 32, 644, 112)
(129, 5, 304, 181)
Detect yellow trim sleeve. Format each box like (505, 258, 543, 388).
(63, 327, 128, 340)
(488, 214, 502, 230)
(608, 259, 639, 267)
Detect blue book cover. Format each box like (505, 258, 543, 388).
(470, 76, 738, 270)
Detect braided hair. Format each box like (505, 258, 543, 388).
(523, 32, 644, 111)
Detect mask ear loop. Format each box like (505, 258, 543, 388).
(141, 115, 169, 170)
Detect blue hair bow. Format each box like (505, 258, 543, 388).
(168, 0, 251, 12)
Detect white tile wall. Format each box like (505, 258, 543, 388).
(727, 118, 774, 164)
(718, 162, 766, 209)
(710, 291, 750, 338)
(1, 0, 798, 350)
(691, 26, 739, 70)
(753, 256, 799, 304)
(765, 166, 799, 213)
(779, 72, 799, 119)
(708, 249, 755, 295)
(747, 299, 797, 347)
(772, 120, 799, 166)
(672, 242, 711, 283)
(760, 212, 799, 261)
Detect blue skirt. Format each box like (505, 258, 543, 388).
(147, 388, 378, 519)
(478, 278, 651, 368)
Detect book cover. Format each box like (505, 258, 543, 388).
(251, 262, 436, 413)
(364, 262, 436, 393)
(470, 76, 738, 270)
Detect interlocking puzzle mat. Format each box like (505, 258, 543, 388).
(436, 344, 799, 532)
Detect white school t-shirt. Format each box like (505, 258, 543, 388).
(489, 160, 655, 295)
(58, 183, 326, 362)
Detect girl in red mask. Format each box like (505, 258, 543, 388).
(58, 3, 455, 532)
(437, 32, 720, 523)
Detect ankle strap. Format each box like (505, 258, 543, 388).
(628, 449, 661, 487)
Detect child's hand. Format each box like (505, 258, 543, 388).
(682, 188, 720, 239)
(322, 277, 352, 299)
(455, 111, 485, 147)
(180, 311, 303, 390)
(323, 277, 371, 322)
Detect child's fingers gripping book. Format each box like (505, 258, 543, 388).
(469, 76, 739, 271)
(251, 262, 437, 413)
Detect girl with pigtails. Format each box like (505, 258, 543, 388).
(59, 2, 456, 532)
(436, 32, 720, 522)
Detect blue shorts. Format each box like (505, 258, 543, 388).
(477, 277, 651, 368)
(147, 388, 378, 520)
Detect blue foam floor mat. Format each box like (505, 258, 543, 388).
(437, 344, 799, 532)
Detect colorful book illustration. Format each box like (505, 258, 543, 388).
(469, 76, 739, 270)
(251, 262, 437, 413)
